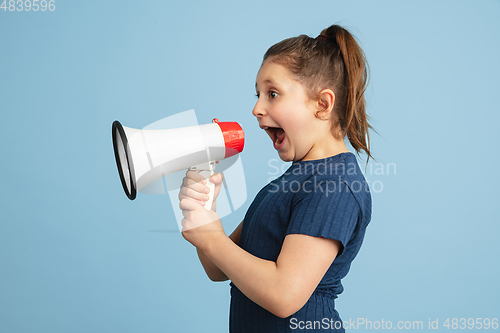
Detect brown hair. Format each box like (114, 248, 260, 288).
(262, 24, 374, 162)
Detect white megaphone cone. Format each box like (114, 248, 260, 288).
(112, 118, 244, 210)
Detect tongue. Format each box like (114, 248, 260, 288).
(275, 128, 285, 144)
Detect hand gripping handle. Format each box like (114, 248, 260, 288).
(190, 161, 216, 211)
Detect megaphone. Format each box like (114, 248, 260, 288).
(112, 118, 244, 210)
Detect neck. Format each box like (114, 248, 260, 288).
(301, 135, 349, 161)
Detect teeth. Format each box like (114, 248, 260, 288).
(263, 127, 268, 130)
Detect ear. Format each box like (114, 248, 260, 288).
(315, 89, 335, 119)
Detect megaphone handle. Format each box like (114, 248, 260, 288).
(197, 170, 215, 211)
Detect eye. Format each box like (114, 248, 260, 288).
(255, 92, 260, 98)
(269, 91, 278, 99)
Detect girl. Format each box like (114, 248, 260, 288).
(179, 24, 373, 332)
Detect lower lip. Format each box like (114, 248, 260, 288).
(273, 136, 285, 150)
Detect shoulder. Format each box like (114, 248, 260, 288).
(291, 153, 371, 222)
(288, 153, 361, 193)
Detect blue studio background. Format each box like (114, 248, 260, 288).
(1, 1, 499, 332)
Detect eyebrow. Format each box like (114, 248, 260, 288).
(255, 79, 275, 89)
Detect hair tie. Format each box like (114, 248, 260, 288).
(315, 34, 328, 42)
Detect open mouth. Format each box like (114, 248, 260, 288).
(263, 126, 285, 148)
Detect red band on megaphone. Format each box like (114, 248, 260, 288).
(216, 122, 245, 158)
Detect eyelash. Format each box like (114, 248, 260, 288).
(255, 91, 278, 99)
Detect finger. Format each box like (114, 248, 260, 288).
(186, 170, 208, 184)
(209, 172, 223, 185)
(179, 198, 204, 211)
(182, 177, 210, 194)
(181, 208, 192, 218)
(208, 173, 223, 200)
(177, 179, 209, 205)
(181, 217, 196, 232)
(179, 186, 209, 202)
(178, 195, 207, 207)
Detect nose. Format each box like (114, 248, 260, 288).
(252, 98, 266, 118)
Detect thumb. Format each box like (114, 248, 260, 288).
(210, 172, 224, 186)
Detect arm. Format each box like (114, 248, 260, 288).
(197, 220, 243, 282)
(181, 202, 340, 319)
(178, 170, 243, 282)
(205, 233, 340, 318)
(179, 171, 340, 317)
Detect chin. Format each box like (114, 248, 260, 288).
(278, 152, 294, 162)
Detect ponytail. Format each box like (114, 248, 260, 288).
(321, 25, 373, 162)
(263, 24, 374, 162)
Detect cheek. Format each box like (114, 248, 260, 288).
(288, 121, 318, 148)
(287, 124, 309, 144)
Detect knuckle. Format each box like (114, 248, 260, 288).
(186, 188, 196, 199)
(179, 198, 188, 209)
(187, 170, 198, 179)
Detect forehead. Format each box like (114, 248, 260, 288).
(255, 61, 297, 89)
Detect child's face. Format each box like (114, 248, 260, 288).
(253, 60, 325, 162)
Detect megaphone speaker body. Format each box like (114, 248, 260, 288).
(112, 119, 244, 210)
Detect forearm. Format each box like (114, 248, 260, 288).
(196, 220, 243, 282)
(203, 233, 291, 317)
(183, 212, 337, 319)
(196, 247, 228, 281)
